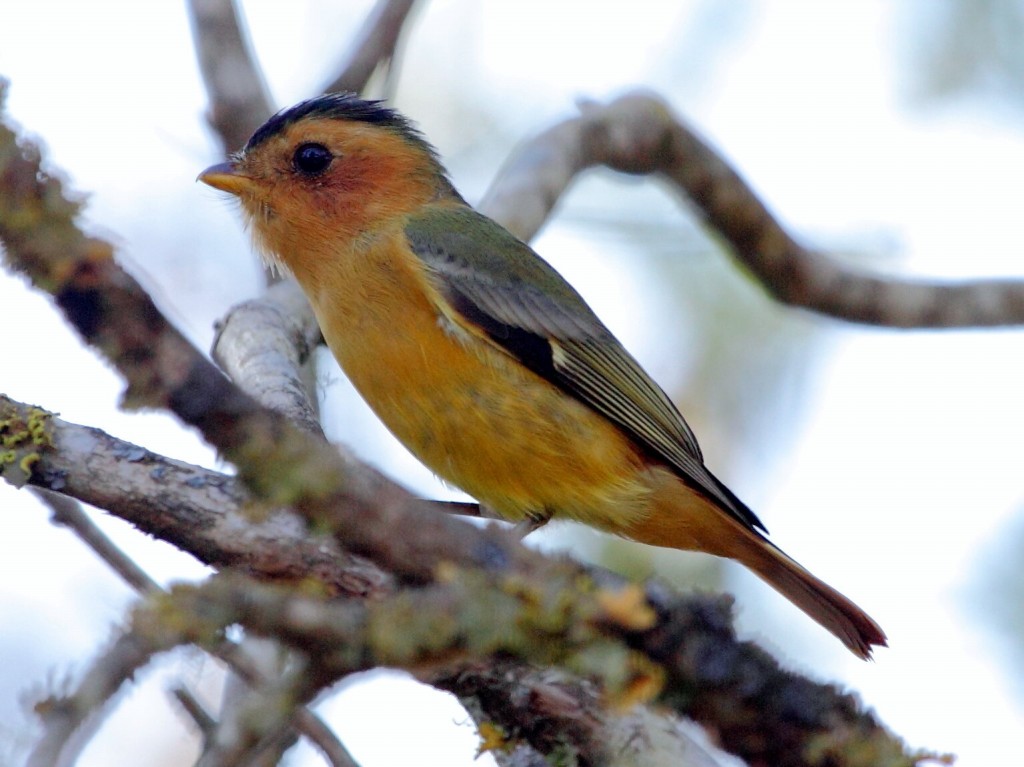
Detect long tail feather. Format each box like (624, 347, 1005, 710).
(626, 472, 887, 658)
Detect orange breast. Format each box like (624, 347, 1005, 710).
(300, 227, 651, 528)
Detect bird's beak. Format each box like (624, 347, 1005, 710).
(198, 162, 256, 196)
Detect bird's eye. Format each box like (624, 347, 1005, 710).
(292, 143, 333, 176)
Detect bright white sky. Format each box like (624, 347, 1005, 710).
(2, 2, 1023, 766)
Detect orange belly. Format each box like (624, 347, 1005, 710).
(304, 230, 651, 529)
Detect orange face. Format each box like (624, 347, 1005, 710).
(200, 118, 447, 275)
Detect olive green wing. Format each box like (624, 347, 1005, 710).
(405, 205, 765, 533)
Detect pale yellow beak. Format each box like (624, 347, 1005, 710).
(198, 162, 256, 196)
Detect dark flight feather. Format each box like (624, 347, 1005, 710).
(405, 205, 766, 533)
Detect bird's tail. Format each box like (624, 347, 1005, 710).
(736, 533, 887, 659)
(626, 473, 887, 659)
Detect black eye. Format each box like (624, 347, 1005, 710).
(292, 143, 333, 176)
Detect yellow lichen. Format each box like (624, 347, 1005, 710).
(18, 451, 40, 475)
(594, 584, 656, 631)
(605, 655, 664, 711)
(0, 404, 53, 487)
(0, 421, 20, 447)
(475, 721, 509, 757)
(28, 407, 54, 446)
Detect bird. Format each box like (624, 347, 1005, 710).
(199, 93, 886, 659)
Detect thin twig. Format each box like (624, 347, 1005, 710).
(212, 642, 359, 767)
(27, 632, 157, 767)
(197, 660, 307, 767)
(34, 488, 160, 594)
(172, 685, 218, 737)
(25, 487, 360, 767)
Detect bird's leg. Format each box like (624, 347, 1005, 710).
(475, 503, 505, 521)
(510, 510, 552, 540)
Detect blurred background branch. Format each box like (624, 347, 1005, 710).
(187, 0, 273, 154)
(322, 0, 421, 96)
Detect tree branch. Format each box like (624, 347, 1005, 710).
(27, 631, 158, 767)
(210, 277, 482, 520)
(322, 0, 421, 96)
(189, 0, 422, 155)
(186, 0, 273, 154)
(27, 488, 359, 767)
(195, 659, 317, 767)
(481, 90, 1024, 328)
(436, 661, 738, 767)
(35, 488, 160, 594)
(0, 394, 392, 598)
(135, 573, 944, 767)
(212, 279, 326, 438)
(0, 377, 931, 765)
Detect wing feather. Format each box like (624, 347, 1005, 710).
(405, 206, 765, 533)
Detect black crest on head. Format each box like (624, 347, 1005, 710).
(243, 92, 430, 155)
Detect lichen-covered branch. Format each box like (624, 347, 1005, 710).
(0, 394, 392, 598)
(0, 386, 921, 765)
(436, 661, 737, 767)
(141, 573, 944, 767)
(137, 572, 655, 700)
(482, 91, 1024, 328)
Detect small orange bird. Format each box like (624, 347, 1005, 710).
(200, 94, 886, 658)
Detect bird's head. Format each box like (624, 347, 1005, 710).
(199, 93, 459, 273)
